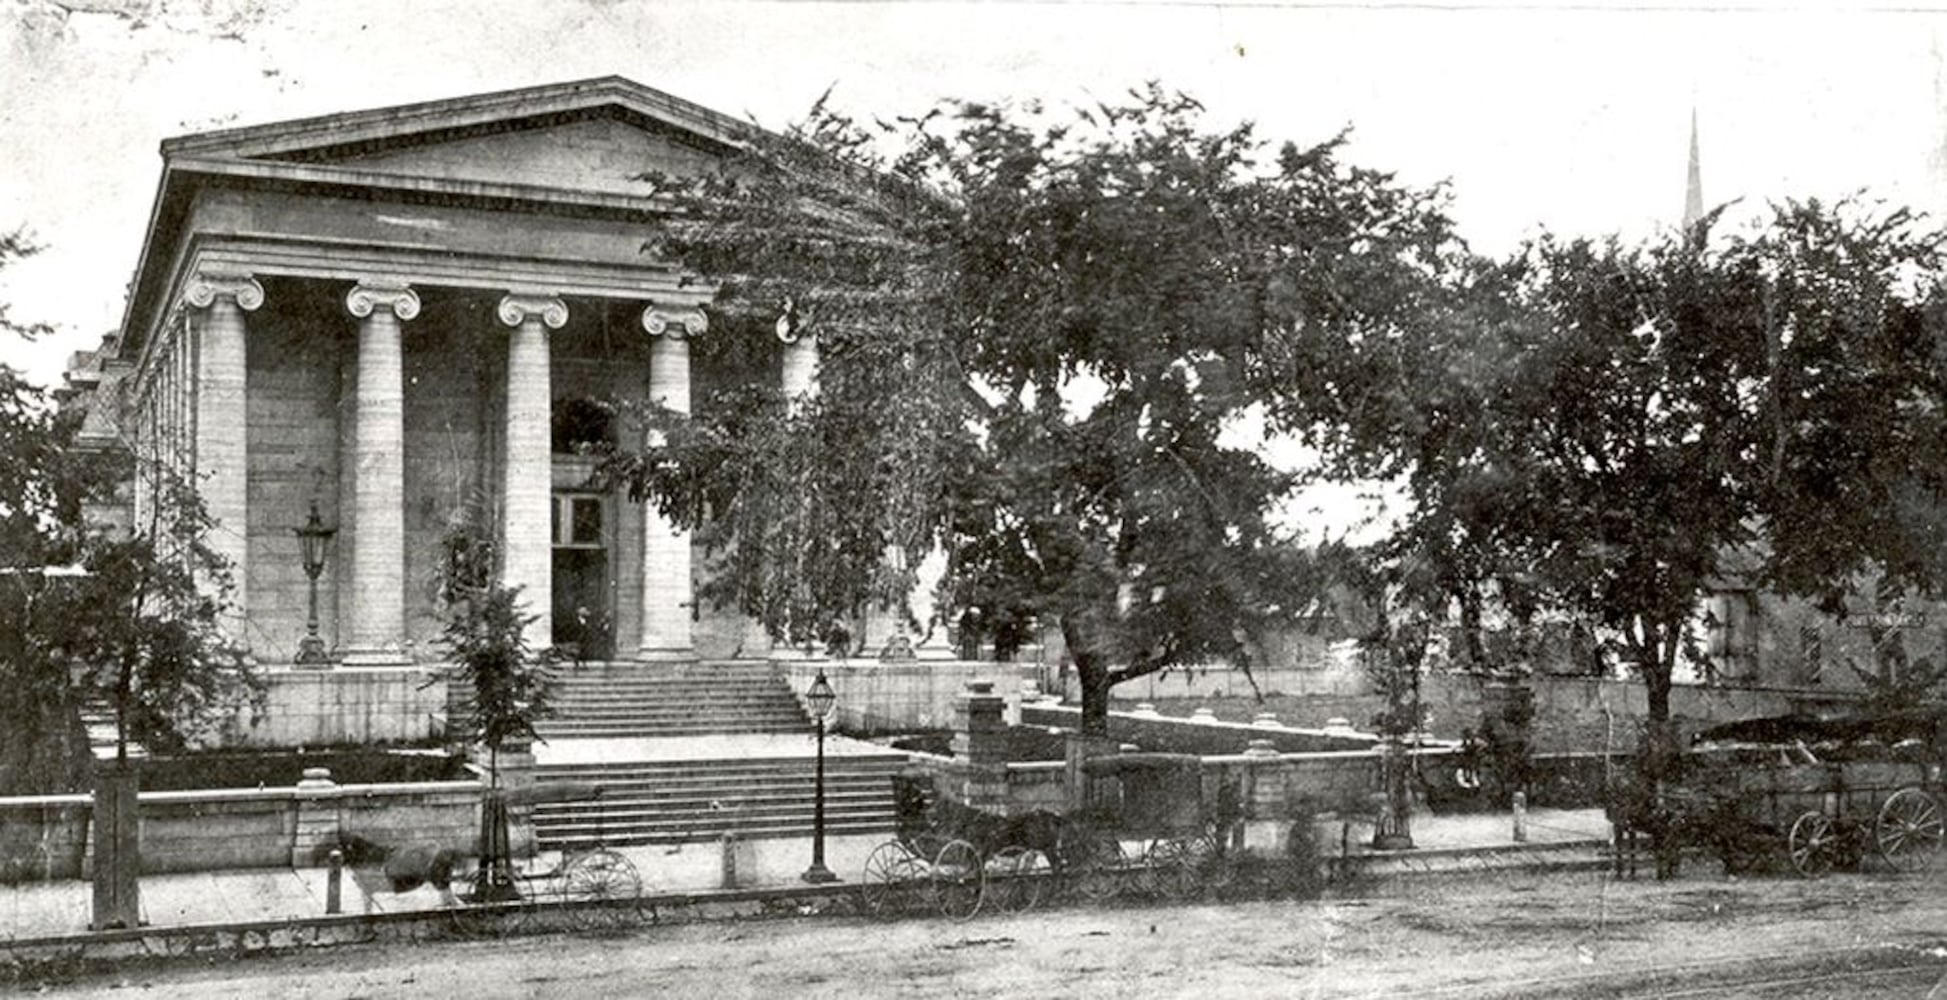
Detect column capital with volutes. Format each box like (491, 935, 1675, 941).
(345, 281, 421, 322)
(497, 293, 568, 330)
(775, 299, 811, 344)
(183, 273, 265, 313)
(642, 303, 707, 340)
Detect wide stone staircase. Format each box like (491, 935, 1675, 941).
(532, 661, 814, 740)
(531, 755, 911, 850)
(523, 660, 912, 850)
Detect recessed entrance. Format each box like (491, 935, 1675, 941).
(552, 492, 610, 659)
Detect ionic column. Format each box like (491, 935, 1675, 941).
(637, 304, 706, 661)
(778, 304, 819, 416)
(341, 281, 419, 666)
(184, 274, 263, 649)
(497, 294, 566, 654)
(771, 309, 818, 659)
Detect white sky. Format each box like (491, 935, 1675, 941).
(5, 0, 1947, 537)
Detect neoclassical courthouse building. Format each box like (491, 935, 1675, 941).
(63, 78, 875, 743)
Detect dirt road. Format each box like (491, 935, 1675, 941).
(23, 866, 1947, 999)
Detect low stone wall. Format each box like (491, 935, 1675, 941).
(0, 795, 90, 883)
(239, 666, 449, 748)
(783, 660, 1039, 733)
(0, 773, 483, 883)
(1124, 673, 1866, 754)
(1019, 702, 1382, 756)
(1067, 659, 1370, 701)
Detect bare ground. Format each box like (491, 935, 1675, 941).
(22, 865, 1947, 999)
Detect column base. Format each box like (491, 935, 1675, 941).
(634, 648, 697, 663)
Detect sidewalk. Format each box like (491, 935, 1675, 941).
(1, 808, 1612, 943)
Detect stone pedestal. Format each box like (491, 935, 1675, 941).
(291, 766, 342, 867)
(89, 766, 141, 931)
(952, 682, 1009, 814)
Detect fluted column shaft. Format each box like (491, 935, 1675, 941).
(186, 274, 263, 649)
(342, 282, 418, 665)
(499, 295, 566, 654)
(637, 305, 705, 661)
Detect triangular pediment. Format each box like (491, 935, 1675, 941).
(161, 77, 753, 196)
(290, 115, 720, 195)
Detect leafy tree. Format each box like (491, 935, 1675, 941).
(2, 229, 258, 786)
(1294, 199, 1947, 769)
(603, 88, 1457, 734)
(434, 506, 552, 781)
(55, 470, 257, 763)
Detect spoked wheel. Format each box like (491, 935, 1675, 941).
(988, 845, 1051, 914)
(932, 839, 985, 923)
(559, 849, 644, 931)
(450, 864, 532, 938)
(1061, 826, 1126, 904)
(1137, 838, 1199, 901)
(1877, 787, 1944, 872)
(1786, 811, 1837, 878)
(1190, 823, 1237, 896)
(860, 842, 924, 919)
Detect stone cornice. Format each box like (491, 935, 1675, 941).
(182, 273, 265, 312)
(497, 294, 569, 330)
(345, 282, 422, 322)
(190, 237, 712, 306)
(642, 304, 708, 339)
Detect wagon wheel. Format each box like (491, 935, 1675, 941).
(1138, 838, 1198, 901)
(932, 839, 985, 922)
(449, 862, 532, 938)
(1786, 811, 1837, 878)
(559, 849, 644, 931)
(989, 845, 1051, 914)
(1876, 787, 1945, 872)
(860, 842, 923, 919)
(1060, 826, 1126, 904)
(1190, 822, 1237, 895)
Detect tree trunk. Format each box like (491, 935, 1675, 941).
(1061, 617, 1115, 738)
(1077, 655, 1113, 738)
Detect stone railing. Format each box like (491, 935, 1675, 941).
(0, 770, 484, 884)
(905, 681, 1464, 863)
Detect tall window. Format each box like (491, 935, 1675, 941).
(551, 495, 604, 548)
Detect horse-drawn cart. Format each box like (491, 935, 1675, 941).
(1619, 710, 1946, 878)
(449, 781, 645, 935)
(858, 772, 1059, 922)
(1061, 752, 1236, 902)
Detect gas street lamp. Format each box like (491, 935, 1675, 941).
(802, 669, 839, 884)
(293, 502, 336, 666)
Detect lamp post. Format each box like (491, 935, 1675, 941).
(293, 502, 336, 666)
(801, 669, 839, 884)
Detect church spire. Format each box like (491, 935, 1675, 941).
(1682, 107, 1704, 230)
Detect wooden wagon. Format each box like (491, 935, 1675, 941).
(1640, 711, 1945, 877)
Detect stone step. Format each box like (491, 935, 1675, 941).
(533, 755, 910, 776)
(533, 704, 806, 719)
(540, 815, 898, 850)
(532, 725, 812, 738)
